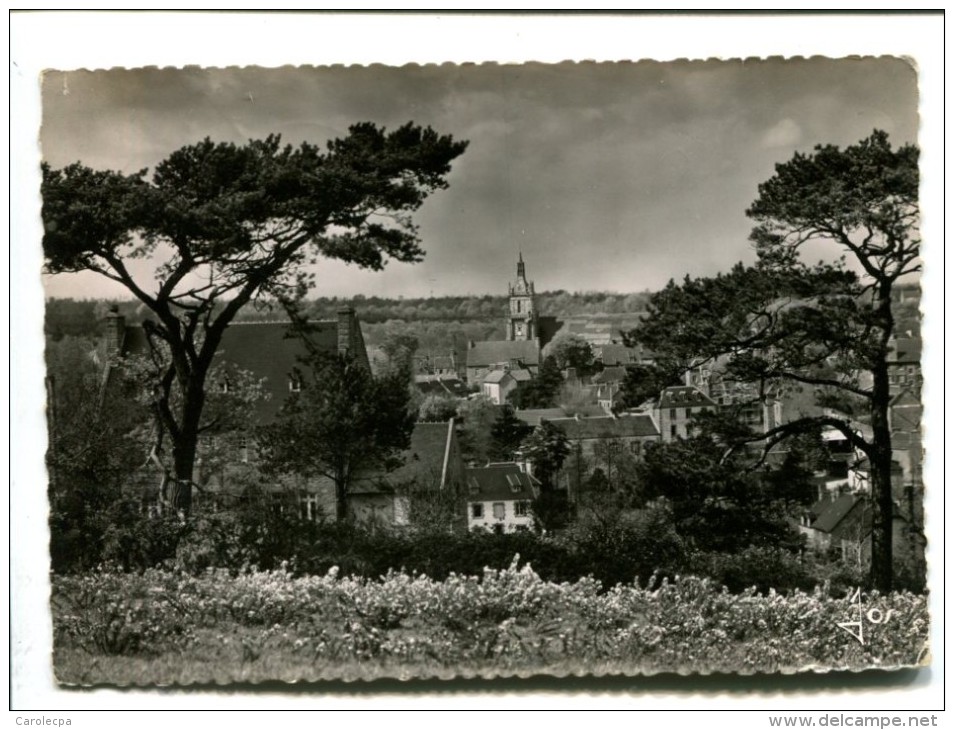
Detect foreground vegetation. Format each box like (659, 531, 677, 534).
(52, 559, 929, 684)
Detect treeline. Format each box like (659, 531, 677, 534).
(44, 291, 656, 340)
(43, 281, 920, 350)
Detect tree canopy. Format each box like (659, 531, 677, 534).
(257, 352, 416, 521)
(42, 123, 467, 514)
(625, 130, 920, 591)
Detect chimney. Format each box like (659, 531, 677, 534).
(104, 305, 125, 362)
(337, 306, 357, 358)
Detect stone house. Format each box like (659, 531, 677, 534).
(654, 385, 718, 441)
(464, 462, 538, 533)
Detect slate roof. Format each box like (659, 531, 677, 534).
(658, 386, 717, 409)
(483, 370, 514, 384)
(544, 414, 659, 440)
(464, 463, 537, 501)
(889, 336, 922, 363)
(515, 408, 567, 426)
(352, 420, 457, 494)
(511, 368, 533, 382)
(119, 318, 367, 423)
(414, 377, 470, 398)
(591, 366, 628, 384)
(466, 340, 540, 368)
(811, 494, 863, 534)
(594, 344, 653, 366)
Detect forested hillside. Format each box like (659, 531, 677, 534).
(43, 282, 921, 360)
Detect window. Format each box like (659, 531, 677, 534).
(514, 501, 530, 517)
(506, 474, 522, 493)
(493, 502, 506, 520)
(289, 376, 302, 392)
(631, 441, 642, 457)
(669, 408, 677, 419)
(218, 379, 230, 394)
(301, 495, 320, 521)
(238, 435, 250, 463)
(471, 503, 484, 519)
(670, 425, 677, 439)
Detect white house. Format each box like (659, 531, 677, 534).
(465, 462, 538, 533)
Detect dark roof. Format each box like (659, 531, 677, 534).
(658, 386, 717, 409)
(466, 340, 540, 368)
(811, 493, 862, 533)
(889, 336, 922, 363)
(414, 377, 469, 398)
(594, 344, 653, 365)
(464, 463, 537, 501)
(591, 366, 628, 384)
(483, 370, 514, 384)
(515, 408, 566, 426)
(353, 420, 456, 494)
(121, 320, 331, 422)
(544, 414, 659, 440)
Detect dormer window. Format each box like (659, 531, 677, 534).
(506, 474, 522, 493)
(289, 376, 302, 393)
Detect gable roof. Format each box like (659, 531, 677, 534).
(414, 377, 470, 398)
(888, 336, 921, 363)
(510, 368, 533, 382)
(467, 340, 540, 368)
(464, 463, 537, 501)
(483, 369, 514, 385)
(594, 344, 653, 366)
(658, 386, 717, 409)
(515, 408, 567, 426)
(591, 366, 628, 384)
(353, 419, 457, 494)
(117, 316, 369, 424)
(810, 493, 863, 534)
(544, 414, 659, 440)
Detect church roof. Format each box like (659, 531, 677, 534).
(466, 340, 540, 368)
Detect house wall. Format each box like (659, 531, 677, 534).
(349, 492, 408, 526)
(656, 404, 712, 441)
(467, 498, 533, 533)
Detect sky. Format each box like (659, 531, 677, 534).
(39, 57, 919, 301)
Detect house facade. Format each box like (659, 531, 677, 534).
(105, 306, 463, 524)
(654, 385, 718, 441)
(465, 462, 538, 533)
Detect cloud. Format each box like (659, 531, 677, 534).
(760, 118, 803, 149)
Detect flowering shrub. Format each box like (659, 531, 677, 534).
(52, 558, 929, 676)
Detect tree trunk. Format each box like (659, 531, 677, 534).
(335, 480, 348, 522)
(171, 437, 196, 517)
(868, 287, 895, 593)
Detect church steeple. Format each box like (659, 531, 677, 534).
(507, 253, 536, 341)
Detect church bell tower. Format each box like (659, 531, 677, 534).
(507, 253, 537, 341)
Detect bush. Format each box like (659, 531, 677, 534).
(686, 547, 817, 595)
(52, 562, 930, 674)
